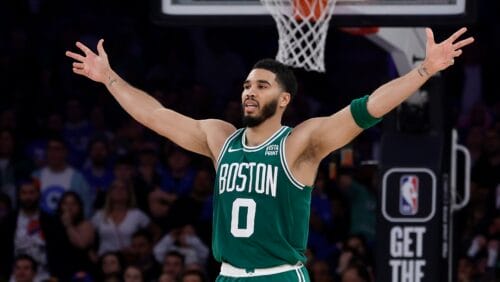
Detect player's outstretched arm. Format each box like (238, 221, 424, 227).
(364, 27, 474, 119)
(289, 27, 474, 169)
(66, 39, 236, 160)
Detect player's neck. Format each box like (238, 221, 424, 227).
(244, 117, 282, 147)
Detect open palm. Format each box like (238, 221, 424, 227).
(424, 27, 474, 75)
(65, 39, 111, 83)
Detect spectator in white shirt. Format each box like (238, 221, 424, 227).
(154, 225, 209, 268)
(92, 179, 150, 256)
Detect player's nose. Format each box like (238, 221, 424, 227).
(244, 91, 256, 100)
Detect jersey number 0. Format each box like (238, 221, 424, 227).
(230, 198, 256, 238)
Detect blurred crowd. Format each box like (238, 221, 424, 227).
(0, 0, 499, 282)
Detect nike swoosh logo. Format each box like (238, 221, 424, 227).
(228, 147, 243, 153)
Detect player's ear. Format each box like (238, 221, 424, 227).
(279, 92, 291, 108)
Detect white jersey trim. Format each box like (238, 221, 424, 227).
(220, 262, 304, 277)
(241, 126, 287, 152)
(216, 128, 244, 169)
(279, 134, 306, 190)
(296, 268, 305, 282)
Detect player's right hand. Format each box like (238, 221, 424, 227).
(422, 27, 474, 75)
(65, 39, 111, 84)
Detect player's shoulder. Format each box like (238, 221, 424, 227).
(288, 117, 325, 138)
(200, 119, 238, 162)
(201, 119, 237, 137)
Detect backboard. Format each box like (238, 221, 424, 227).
(152, 0, 475, 26)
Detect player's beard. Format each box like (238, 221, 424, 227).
(242, 98, 278, 128)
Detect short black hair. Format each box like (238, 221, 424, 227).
(181, 269, 206, 282)
(16, 177, 40, 192)
(46, 134, 68, 149)
(132, 228, 153, 244)
(14, 254, 38, 272)
(98, 251, 125, 272)
(165, 250, 185, 264)
(87, 136, 110, 153)
(253, 59, 297, 98)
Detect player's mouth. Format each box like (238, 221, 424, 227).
(244, 100, 259, 113)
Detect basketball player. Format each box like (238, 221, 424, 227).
(66, 27, 473, 281)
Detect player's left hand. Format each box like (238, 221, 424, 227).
(65, 39, 111, 84)
(423, 27, 474, 75)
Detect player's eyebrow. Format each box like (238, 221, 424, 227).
(257, 80, 271, 86)
(243, 79, 271, 86)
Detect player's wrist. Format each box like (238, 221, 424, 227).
(106, 70, 118, 87)
(417, 64, 430, 78)
(417, 60, 437, 78)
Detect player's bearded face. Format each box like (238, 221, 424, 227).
(242, 97, 278, 128)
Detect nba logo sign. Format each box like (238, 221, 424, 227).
(399, 175, 419, 215)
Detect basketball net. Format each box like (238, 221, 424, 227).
(260, 0, 337, 72)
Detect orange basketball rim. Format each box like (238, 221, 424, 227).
(293, 0, 329, 22)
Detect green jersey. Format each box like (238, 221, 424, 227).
(213, 126, 312, 269)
